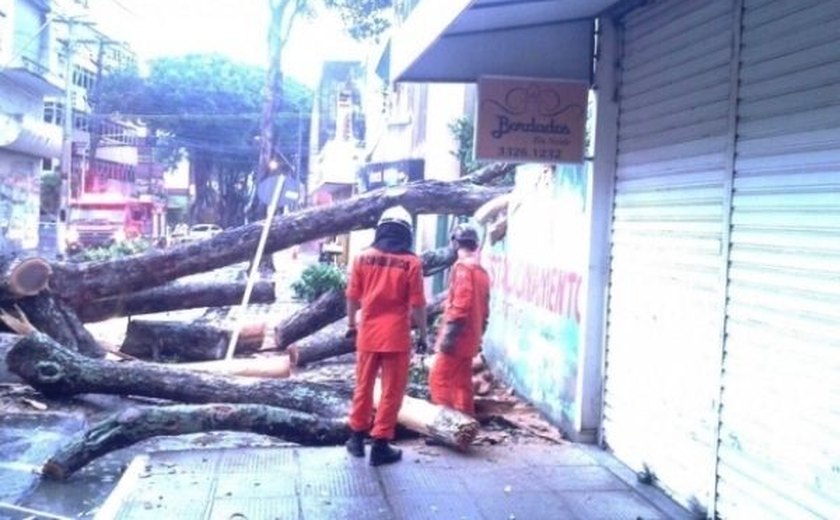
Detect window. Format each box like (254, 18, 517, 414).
(43, 101, 62, 125)
(72, 66, 96, 91)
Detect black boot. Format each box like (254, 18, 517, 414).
(370, 439, 402, 467)
(345, 431, 365, 458)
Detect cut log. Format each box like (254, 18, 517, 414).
(288, 292, 448, 367)
(121, 319, 265, 362)
(274, 247, 455, 351)
(374, 380, 479, 451)
(49, 180, 510, 304)
(174, 356, 291, 379)
(288, 321, 354, 367)
(77, 279, 276, 323)
(5, 333, 351, 418)
(0, 254, 52, 300)
(42, 403, 347, 480)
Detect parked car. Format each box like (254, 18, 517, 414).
(187, 223, 223, 242)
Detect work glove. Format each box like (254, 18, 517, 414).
(344, 326, 357, 340)
(415, 337, 428, 355)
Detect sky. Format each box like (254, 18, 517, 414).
(87, 0, 368, 88)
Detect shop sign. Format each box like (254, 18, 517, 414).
(475, 76, 587, 164)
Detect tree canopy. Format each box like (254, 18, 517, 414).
(96, 54, 312, 227)
(323, 0, 393, 41)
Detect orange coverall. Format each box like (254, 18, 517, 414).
(346, 248, 426, 440)
(429, 258, 490, 416)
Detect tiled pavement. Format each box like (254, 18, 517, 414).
(95, 443, 692, 520)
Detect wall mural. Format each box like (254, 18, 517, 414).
(483, 162, 588, 427)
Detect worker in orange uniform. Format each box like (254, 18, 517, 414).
(429, 223, 490, 417)
(344, 206, 428, 466)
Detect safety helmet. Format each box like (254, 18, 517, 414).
(377, 206, 413, 232)
(451, 223, 479, 245)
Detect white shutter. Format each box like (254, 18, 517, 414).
(716, 0, 840, 517)
(602, 0, 733, 510)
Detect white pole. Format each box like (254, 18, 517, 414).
(223, 174, 286, 361)
(57, 21, 76, 257)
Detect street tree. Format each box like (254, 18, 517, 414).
(96, 55, 311, 228)
(250, 0, 312, 222)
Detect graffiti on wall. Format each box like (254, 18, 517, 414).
(482, 162, 588, 427)
(0, 160, 40, 249)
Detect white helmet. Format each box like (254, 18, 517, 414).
(378, 205, 413, 232)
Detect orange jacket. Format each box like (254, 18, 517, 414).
(438, 258, 490, 358)
(346, 248, 426, 352)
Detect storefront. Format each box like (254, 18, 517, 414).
(392, 0, 840, 517)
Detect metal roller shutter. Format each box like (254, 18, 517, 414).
(715, 0, 840, 517)
(602, 0, 734, 511)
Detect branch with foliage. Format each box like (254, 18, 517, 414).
(323, 0, 393, 41)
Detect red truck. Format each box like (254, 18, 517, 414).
(66, 193, 154, 248)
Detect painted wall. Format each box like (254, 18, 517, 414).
(483, 163, 589, 431)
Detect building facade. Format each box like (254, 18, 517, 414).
(392, 0, 840, 518)
(0, 0, 63, 250)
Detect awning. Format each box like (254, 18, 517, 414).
(391, 0, 620, 84)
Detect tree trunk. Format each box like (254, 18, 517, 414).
(5, 333, 351, 417)
(288, 321, 353, 367)
(274, 289, 346, 351)
(49, 181, 509, 304)
(77, 279, 276, 323)
(288, 292, 447, 367)
(120, 320, 265, 362)
(274, 246, 455, 351)
(0, 254, 52, 300)
(16, 294, 105, 358)
(43, 403, 347, 480)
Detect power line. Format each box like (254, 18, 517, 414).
(90, 111, 307, 121)
(106, 0, 135, 16)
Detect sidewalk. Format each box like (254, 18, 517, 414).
(95, 443, 692, 520)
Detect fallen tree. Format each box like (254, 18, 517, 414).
(274, 246, 455, 351)
(78, 279, 276, 323)
(6, 332, 351, 417)
(42, 403, 346, 480)
(49, 180, 510, 304)
(6, 332, 481, 459)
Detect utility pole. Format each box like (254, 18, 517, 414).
(85, 35, 119, 196)
(54, 15, 94, 256)
(295, 107, 305, 207)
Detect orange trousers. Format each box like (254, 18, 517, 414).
(348, 350, 410, 440)
(428, 353, 475, 416)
